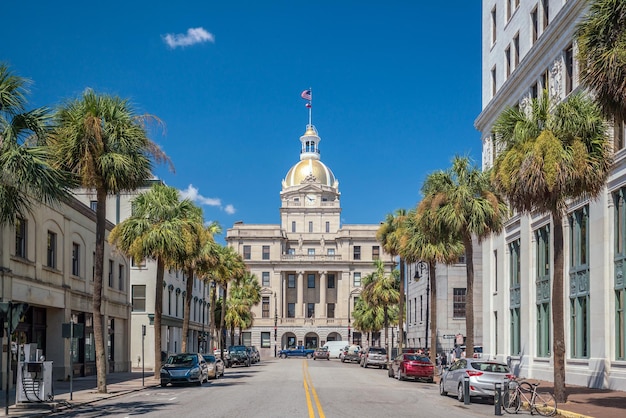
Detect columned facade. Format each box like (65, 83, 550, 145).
(227, 123, 394, 358)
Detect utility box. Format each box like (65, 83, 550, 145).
(16, 344, 53, 403)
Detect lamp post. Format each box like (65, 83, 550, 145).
(414, 261, 429, 350)
(274, 292, 278, 357)
(347, 295, 351, 343)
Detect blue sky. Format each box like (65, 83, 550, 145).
(3, 1, 482, 241)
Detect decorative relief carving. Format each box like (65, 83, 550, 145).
(550, 59, 562, 101)
(301, 173, 317, 184)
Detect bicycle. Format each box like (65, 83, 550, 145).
(502, 380, 557, 416)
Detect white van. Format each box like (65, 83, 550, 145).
(323, 341, 350, 359)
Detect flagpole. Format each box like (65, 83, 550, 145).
(308, 87, 312, 125)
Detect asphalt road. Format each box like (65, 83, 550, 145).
(50, 358, 500, 418)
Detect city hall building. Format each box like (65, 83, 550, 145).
(226, 123, 394, 358)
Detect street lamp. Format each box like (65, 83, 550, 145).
(274, 292, 278, 357)
(414, 261, 429, 350)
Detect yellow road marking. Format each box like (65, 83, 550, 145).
(302, 360, 326, 418)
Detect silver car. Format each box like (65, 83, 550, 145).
(439, 359, 515, 402)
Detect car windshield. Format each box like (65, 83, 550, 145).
(405, 354, 430, 362)
(203, 355, 216, 363)
(167, 354, 197, 366)
(369, 348, 386, 354)
(471, 362, 510, 373)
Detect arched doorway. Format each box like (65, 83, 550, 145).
(282, 332, 297, 350)
(326, 332, 342, 342)
(304, 332, 320, 349)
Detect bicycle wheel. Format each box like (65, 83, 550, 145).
(533, 391, 557, 416)
(502, 386, 520, 414)
(516, 381, 535, 412)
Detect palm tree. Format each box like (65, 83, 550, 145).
(577, 0, 626, 119)
(226, 271, 261, 345)
(399, 208, 464, 366)
(179, 222, 221, 353)
(0, 63, 71, 225)
(377, 209, 408, 352)
(491, 92, 611, 403)
(421, 156, 507, 361)
(108, 183, 199, 380)
(52, 90, 170, 392)
(352, 298, 384, 346)
(361, 259, 400, 367)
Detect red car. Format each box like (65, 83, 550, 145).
(388, 353, 435, 382)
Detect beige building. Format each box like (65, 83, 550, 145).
(0, 196, 131, 386)
(226, 124, 394, 358)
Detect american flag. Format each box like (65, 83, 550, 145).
(301, 89, 312, 101)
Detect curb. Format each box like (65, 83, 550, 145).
(556, 409, 593, 418)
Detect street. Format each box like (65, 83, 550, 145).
(49, 358, 498, 418)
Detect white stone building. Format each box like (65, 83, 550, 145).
(0, 196, 131, 386)
(226, 124, 394, 359)
(476, 0, 626, 390)
(74, 183, 210, 370)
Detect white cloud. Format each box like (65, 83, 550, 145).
(179, 184, 236, 214)
(162, 27, 215, 49)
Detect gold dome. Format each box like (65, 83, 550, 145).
(284, 159, 336, 187)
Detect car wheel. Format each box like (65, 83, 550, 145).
(439, 380, 448, 396)
(313, 357, 317, 360)
(160, 381, 167, 387)
(280, 354, 287, 359)
(457, 383, 464, 402)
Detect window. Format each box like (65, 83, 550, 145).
(118, 264, 125, 291)
(615, 116, 625, 151)
(308, 248, 315, 256)
(565, 44, 573, 95)
(243, 245, 251, 260)
(288, 274, 295, 288)
(287, 303, 295, 318)
(108, 260, 114, 287)
(325, 221, 330, 233)
(328, 273, 335, 289)
(616, 189, 626, 359)
(90, 200, 97, 211)
(505, 46, 511, 78)
(15, 217, 27, 258)
(72, 243, 80, 276)
(168, 287, 172, 315)
(491, 66, 497, 97)
(543, 69, 550, 94)
(513, 33, 520, 67)
(420, 295, 423, 321)
(506, 0, 511, 21)
(307, 303, 315, 318)
(531, 7, 538, 45)
(570, 206, 590, 358)
(92, 251, 96, 280)
(493, 249, 498, 293)
(531, 82, 538, 99)
(491, 6, 497, 45)
(372, 246, 380, 260)
(307, 273, 315, 288)
(131, 257, 145, 268)
(353, 272, 361, 287)
(262, 272, 270, 287)
(262, 297, 270, 318)
(327, 248, 335, 256)
(542, 0, 549, 30)
(132, 285, 146, 312)
(408, 300, 412, 323)
(308, 222, 313, 233)
(261, 332, 271, 348)
(288, 248, 295, 255)
(327, 303, 335, 318)
(47, 231, 57, 268)
(536, 225, 551, 357)
(262, 245, 270, 260)
(509, 239, 521, 355)
(292, 221, 296, 233)
(353, 246, 361, 260)
(453, 288, 466, 318)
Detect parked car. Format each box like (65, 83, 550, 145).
(202, 354, 225, 379)
(313, 347, 330, 360)
(459, 345, 484, 359)
(246, 346, 259, 364)
(160, 353, 208, 387)
(341, 345, 362, 363)
(226, 345, 251, 367)
(249, 346, 260, 363)
(439, 359, 515, 402)
(278, 345, 315, 359)
(360, 346, 388, 369)
(322, 341, 350, 359)
(388, 353, 435, 382)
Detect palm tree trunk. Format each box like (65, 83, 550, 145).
(93, 189, 107, 393)
(220, 283, 228, 351)
(464, 235, 475, 360)
(398, 258, 405, 353)
(552, 213, 567, 403)
(181, 267, 194, 352)
(154, 258, 165, 378)
(209, 281, 216, 352)
(384, 306, 389, 368)
(429, 263, 438, 369)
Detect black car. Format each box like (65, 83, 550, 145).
(160, 353, 208, 387)
(226, 345, 251, 367)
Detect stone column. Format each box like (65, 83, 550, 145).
(319, 271, 327, 318)
(297, 271, 304, 317)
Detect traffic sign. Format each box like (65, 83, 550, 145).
(443, 334, 456, 339)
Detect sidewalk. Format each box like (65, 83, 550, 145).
(0, 369, 159, 417)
